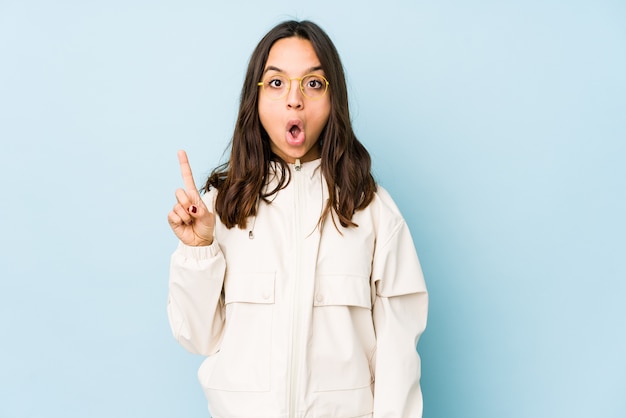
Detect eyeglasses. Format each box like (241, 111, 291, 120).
(257, 73, 330, 100)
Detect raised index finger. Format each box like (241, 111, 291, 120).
(177, 150, 200, 198)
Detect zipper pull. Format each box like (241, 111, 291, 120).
(294, 158, 302, 171)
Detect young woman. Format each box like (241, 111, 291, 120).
(167, 20, 428, 418)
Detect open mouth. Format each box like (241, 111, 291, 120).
(289, 124, 301, 137)
(286, 120, 305, 145)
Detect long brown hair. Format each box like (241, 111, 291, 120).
(204, 20, 376, 229)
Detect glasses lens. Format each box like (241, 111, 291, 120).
(301, 75, 327, 98)
(263, 74, 289, 99)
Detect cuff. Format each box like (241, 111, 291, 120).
(176, 240, 221, 260)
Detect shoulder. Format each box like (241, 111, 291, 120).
(370, 185, 405, 223)
(361, 185, 408, 243)
(201, 187, 219, 213)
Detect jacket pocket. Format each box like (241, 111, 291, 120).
(311, 274, 376, 392)
(199, 272, 275, 392)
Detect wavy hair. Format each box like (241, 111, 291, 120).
(204, 20, 376, 230)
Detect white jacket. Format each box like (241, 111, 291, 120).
(168, 159, 428, 418)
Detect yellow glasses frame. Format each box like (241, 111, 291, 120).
(257, 74, 330, 100)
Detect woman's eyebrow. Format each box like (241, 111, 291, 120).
(263, 65, 283, 74)
(262, 65, 324, 74)
(307, 65, 324, 73)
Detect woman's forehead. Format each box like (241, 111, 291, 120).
(264, 37, 323, 76)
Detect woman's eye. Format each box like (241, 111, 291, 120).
(268, 79, 284, 88)
(306, 77, 324, 89)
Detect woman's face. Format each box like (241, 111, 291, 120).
(258, 37, 331, 164)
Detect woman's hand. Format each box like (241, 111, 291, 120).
(167, 150, 215, 246)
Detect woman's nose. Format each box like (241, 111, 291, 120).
(286, 79, 303, 109)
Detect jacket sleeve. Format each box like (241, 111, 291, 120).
(371, 217, 428, 418)
(167, 240, 227, 356)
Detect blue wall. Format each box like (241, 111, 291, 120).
(1, 1, 624, 417)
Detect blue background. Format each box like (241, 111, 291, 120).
(1, 1, 625, 417)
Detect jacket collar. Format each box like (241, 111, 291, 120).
(269, 158, 322, 180)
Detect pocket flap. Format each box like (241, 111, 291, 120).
(314, 274, 371, 309)
(224, 272, 275, 304)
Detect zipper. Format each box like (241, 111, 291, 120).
(289, 158, 303, 417)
